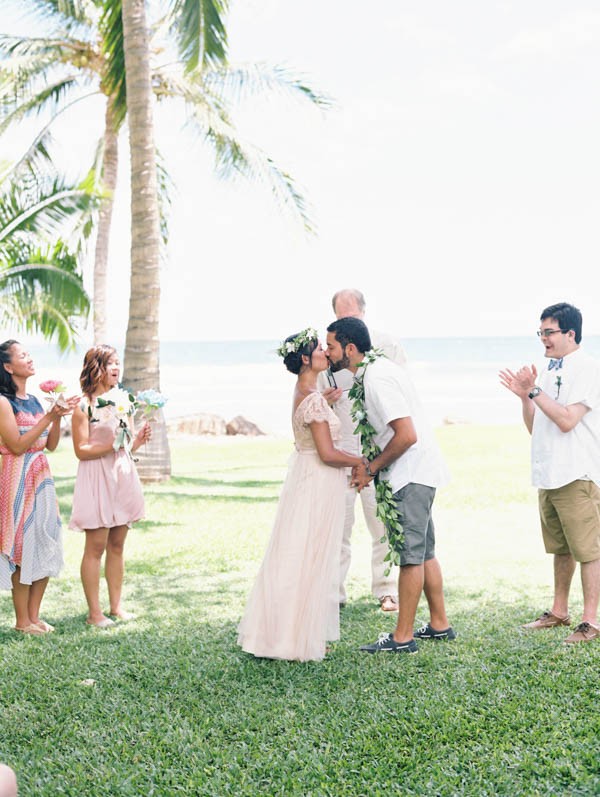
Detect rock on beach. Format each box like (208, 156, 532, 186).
(167, 413, 264, 437)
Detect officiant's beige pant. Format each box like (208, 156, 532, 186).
(339, 479, 398, 603)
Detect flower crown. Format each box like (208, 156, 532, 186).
(277, 327, 318, 358)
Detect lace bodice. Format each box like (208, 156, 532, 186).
(292, 392, 341, 451)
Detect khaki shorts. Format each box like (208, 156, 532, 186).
(538, 480, 600, 563)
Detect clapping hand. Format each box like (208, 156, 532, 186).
(499, 365, 537, 399)
(48, 395, 80, 419)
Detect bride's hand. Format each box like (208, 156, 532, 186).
(322, 387, 342, 406)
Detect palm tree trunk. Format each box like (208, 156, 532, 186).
(121, 0, 171, 481)
(93, 100, 119, 345)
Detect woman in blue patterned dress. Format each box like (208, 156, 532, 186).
(0, 340, 78, 634)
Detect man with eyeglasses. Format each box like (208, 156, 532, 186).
(500, 302, 600, 644)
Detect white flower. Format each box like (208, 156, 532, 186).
(101, 387, 134, 418)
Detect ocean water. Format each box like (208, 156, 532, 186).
(24, 336, 600, 437)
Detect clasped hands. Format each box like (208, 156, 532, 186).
(499, 364, 538, 398)
(351, 458, 373, 492)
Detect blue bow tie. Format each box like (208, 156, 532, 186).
(548, 358, 563, 371)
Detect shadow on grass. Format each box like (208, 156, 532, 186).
(168, 475, 283, 489)
(2, 585, 600, 796)
(148, 491, 279, 504)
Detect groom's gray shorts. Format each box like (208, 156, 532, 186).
(391, 483, 436, 566)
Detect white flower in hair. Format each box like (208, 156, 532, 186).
(277, 327, 318, 358)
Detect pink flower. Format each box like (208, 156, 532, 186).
(40, 379, 67, 394)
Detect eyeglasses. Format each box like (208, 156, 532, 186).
(537, 329, 566, 338)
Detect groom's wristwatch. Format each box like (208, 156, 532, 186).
(528, 386, 542, 399)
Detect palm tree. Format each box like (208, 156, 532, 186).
(120, 0, 169, 480)
(0, 137, 94, 350)
(0, 0, 330, 342)
(2, 0, 331, 480)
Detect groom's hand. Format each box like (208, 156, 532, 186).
(351, 462, 372, 492)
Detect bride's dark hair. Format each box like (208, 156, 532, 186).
(282, 334, 318, 375)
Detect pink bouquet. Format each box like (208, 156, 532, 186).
(40, 379, 69, 409)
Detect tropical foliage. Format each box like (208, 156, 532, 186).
(0, 138, 95, 350)
(0, 0, 331, 341)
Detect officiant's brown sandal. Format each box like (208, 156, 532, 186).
(522, 610, 570, 630)
(379, 595, 399, 612)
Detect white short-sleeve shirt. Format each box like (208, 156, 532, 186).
(317, 328, 407, 455)
(532, 348, 600, 489)
(363, 357, 449, 493)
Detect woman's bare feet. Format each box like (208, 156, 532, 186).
(109, 609, 136, 621)
(86, 615, 115, 628)
(33, 619, 55, 632)
(14, 624, 47, 635)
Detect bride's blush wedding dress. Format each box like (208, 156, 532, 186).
(237, 392, 346, 661)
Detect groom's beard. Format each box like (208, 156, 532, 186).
(328, 353, 350, 373)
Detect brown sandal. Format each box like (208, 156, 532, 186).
(379, 595, 399, 612)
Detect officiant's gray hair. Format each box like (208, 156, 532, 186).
(331, 288, 366, 314)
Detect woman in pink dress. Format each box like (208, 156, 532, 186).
(0, 339, 79, 634)
(69, 345, 151, 628)
(237, 328, 363, 662)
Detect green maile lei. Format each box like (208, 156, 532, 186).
(348, 349, 404, 572)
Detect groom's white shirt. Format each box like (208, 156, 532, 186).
(363, 356, 449, 494)
(318, 328, 407, 454)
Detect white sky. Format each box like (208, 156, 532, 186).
(4, 1, 600, 342)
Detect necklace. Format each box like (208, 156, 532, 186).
(348, 350, 404, 571)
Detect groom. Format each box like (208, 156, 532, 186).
(326, 316, 454, 654)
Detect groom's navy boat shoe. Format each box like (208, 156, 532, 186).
(359, 633, 418, 654)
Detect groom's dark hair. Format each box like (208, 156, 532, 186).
(327, 317, 372, 353)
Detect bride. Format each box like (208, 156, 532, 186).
(237, 328, 363, 662)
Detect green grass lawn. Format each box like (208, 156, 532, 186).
(1, 427, 599, 796)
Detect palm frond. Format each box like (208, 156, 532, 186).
(169, 0, 229, 72)
(12, 0, 100, 35)
(156, 149, 174, 250)
(201, 63, 334, 110)
(186, 103, 315, 234)
(0, 76, 83, 136)
(0, 242, 90, 352)
(0, 184, 97, 244)
(99, 0, 127, 128)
